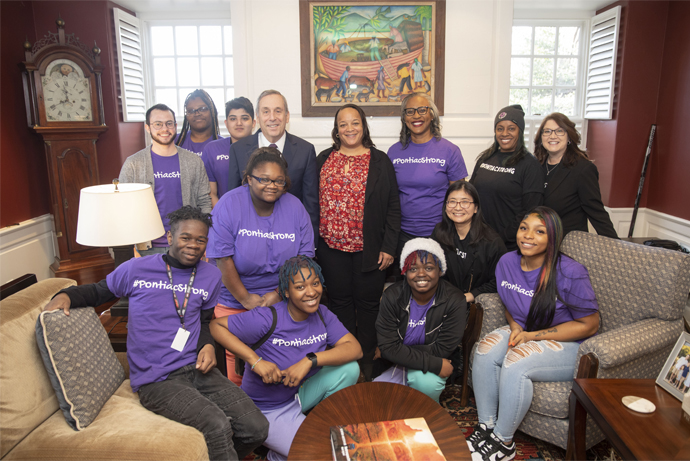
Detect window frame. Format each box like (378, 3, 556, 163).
(141, 18, 234, 136)
(510, 19, 590, 149)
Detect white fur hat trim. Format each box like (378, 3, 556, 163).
(399, 238, 447, 275)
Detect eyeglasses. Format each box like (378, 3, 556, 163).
(403, 106, 430, 116)
(542, 128, 566, 137)
(446, 200, 474, 209)
(149, 121, 176, 130)
(249, 174, 287, 187)
(186, 106, 210, 116)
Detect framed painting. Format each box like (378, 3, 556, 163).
(299, 0, 446, 117)
(656, 331, 690, 402)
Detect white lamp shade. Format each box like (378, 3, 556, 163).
(76, 183, 165, 247)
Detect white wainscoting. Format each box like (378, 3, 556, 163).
(605, 207, 690, 250)
(0, 214, 57, 285)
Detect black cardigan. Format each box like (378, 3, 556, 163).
(375, 279, 466, 375)
(431, 224, 507, 299)
(316, 147, 401, 272)
(543, 157, 618, 238)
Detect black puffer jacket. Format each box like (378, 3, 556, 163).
(375, 279, 466, 375)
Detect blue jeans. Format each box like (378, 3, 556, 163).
(138, 365, 269, 461)
(263, 362, 360, 461)
(472, 326, 579, 442)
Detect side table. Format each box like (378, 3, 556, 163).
(288, 382, 470, 460)
(567, 378, 690, 460)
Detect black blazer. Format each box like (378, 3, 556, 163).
(543, 157, 618, 238)
(316, 147, 401, 272)
(228, 131, 320, 243)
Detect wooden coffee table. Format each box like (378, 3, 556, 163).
(288, 382, 470, 460)
(567, 379, 690, 460)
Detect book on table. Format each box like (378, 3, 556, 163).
(330, 417, 446, 461)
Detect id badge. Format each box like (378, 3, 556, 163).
(171, 327, 190, 351)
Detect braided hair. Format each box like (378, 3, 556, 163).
(278, 255, 324, 300)
(166, 205, 213, 235)
(175, 89, 221, 146)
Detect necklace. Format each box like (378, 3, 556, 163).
(546, 162, 560, 176)
(287, 305, 298, 321)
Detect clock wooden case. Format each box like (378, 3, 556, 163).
(21, 17, 112, 283)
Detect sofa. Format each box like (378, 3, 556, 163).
(0, 277, 209, 460)
(473, 231, 690, 450)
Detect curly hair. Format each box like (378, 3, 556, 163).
(166, 205, 213, 235)
(241, 147, 291, 191)
(278, 255, 324, 300)
(399, 93, 442, 149)
(330, 104, 375, 151)
(175, 89, 221, 147)
(533, 112, 589, 168)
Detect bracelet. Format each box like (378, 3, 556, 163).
(251, 357, 262, 370)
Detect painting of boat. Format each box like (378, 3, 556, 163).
(300, 2, 446, 116)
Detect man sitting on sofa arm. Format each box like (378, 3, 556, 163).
(43, 205, 269, 461)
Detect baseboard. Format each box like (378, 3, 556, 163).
(0, 214, 57, 285)
(605, 207, 690, 250)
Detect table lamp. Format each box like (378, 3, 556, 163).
(76, 181, 164, 315)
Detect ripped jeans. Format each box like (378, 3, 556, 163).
(471, 326, 580, 443)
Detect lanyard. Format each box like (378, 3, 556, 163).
(166, 263, 197, 330)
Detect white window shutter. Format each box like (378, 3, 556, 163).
(584, 6, 621, 120)
(113, 9, 146, 122)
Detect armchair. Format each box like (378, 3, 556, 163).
(473, 231, 690, 450)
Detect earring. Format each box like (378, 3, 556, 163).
(568, 140, 571, 145)
(336, 134, 340, 138)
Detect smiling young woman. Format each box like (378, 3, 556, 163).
(470, 105, 545, 251)
(206, 148, 314, 385)
(468, 206, 600, 461)
(315, 103, 400, 381)
(210, 255, 362, 461)
(533, 112, 618, 239)
(373, 238, 467, 402)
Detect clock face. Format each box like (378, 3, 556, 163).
(42, 59, 93, 122)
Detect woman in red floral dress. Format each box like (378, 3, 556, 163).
(316, 104, 401, 381)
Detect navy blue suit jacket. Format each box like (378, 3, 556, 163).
(228, 131, 319, 246)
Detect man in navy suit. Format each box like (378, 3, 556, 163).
(228, 90, 318, 245)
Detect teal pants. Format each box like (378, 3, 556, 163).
(373, 365, 447, 402)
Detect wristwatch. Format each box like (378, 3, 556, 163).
(306, 352, 318, 368)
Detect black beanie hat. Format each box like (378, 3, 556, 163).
(494, 104, 525, 132)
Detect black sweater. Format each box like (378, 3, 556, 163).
(375, 279, 466, 375)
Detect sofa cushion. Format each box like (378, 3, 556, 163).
(528, 380, 572, 419)
(2, 380, 209, 461)
(0, 278, 76, 459)
(36, 308, 125, 430)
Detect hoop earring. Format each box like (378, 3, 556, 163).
(568, 140, 571, 145)
(336, 134, 340, 138)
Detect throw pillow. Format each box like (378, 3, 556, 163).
(35, 308, 125, 430)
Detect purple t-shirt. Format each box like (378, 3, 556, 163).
(174, 133, 219, 157)
(388, 138, 468, 236)
(206, 186, 315, 308)
(151, 150, 183, 246)
(106, 254, 221, 392)
(201, 137, 233, 198)
(226, 301, 349, 410)
(496, 251, 598, 342)
(403, 297, 435, 346)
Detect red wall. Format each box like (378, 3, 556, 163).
(646, 0, 690, 219)
(0, 0, 145, 228)
(587, 1, 690, 222)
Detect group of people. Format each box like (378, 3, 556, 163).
(43, 86, 618, 461)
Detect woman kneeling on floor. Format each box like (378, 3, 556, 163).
(211, 255, 362, 461)
(374, 238, 467, 402)
(468, 206, 599, 461)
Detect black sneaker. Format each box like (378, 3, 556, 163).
(470, 432, 516, 461)
(466, 423, 492, 453)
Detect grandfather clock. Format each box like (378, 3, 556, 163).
(21, 17, 113, 284)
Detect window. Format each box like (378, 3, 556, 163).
(146, 22, 234, 130)
(509, 21, 587, 144)
(113, 9, 235, 133)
